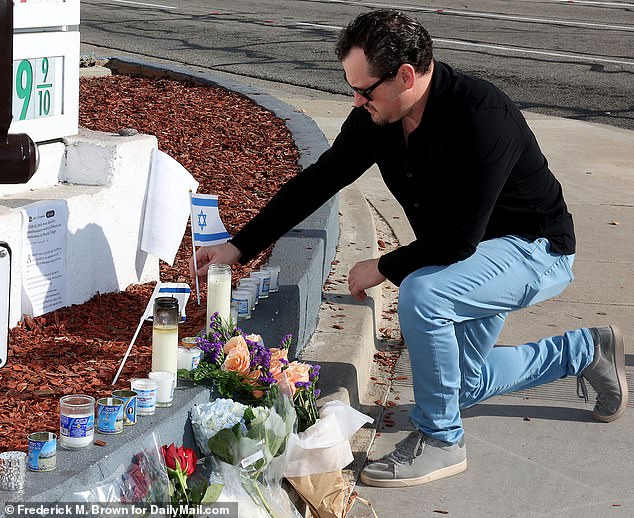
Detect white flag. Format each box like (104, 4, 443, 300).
(142, 282, 191, 322)
(190, 193, 230, 247)
(141, 150, 199, 265)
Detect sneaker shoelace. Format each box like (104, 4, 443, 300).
(577, 376, 589, 403)
(391, 432, 426, 464)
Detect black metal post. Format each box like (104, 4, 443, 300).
(0, 0, 38, 184)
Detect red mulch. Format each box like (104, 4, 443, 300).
(0, 74, 301, 452)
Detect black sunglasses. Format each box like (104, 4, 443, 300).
(344, 68, 399, 100)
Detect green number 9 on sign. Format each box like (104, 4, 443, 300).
(16, 59, 33, 121)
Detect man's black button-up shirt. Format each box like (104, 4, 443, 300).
(232, 61, 576, 286)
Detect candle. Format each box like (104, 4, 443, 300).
(231, 289, 252, 320)
(177, 346, 202, 371)
(152, 297, 179, 388)
(131, 378, 158, 416)
(250, 271, 270, 299)
(97, 398, 124, 435)
(207, 264, 232, 333)
(112, 390, 137, 426)
(59, 395, 95, 450)
(149, 371, 175, 407)
(261, 265, 281, 292)
(27, 432, 57, 472)
(0, 451, 27, 490)
(238, 279, 259, 308)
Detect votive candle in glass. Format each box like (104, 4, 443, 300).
(149, 371, 175, 407)
(59, 394, 95, 450)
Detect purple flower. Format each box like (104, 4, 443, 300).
(280, 334, 293, 347)
(309, 364, 321, 381)
(196, 335, 223, 365)
(294, 381, 311, 390)
(258, 371, 277, 386)
(314, 389, 321, 398)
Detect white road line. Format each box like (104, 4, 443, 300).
(551, 0, 634, 7)
(321, 0, 634, 31)
(436, 38, 634, 66)
(108, 0, 176, 9)
(297, 22, 634, 67)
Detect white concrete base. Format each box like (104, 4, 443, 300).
(0, 128, 159, 326)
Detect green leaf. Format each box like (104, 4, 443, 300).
(201, 483, 224, 503)
(207, 424, 242, 464)
(189, 485, 202, 504)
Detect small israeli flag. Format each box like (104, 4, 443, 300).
(142, 282, 191, 322)
(190, 193, 230, 247)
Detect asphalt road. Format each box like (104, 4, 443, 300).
(80, 0, 633, 129)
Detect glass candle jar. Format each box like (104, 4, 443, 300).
(152, 296, 179, 387)
(131, 378, 158, 416)
(261, 265, 281, 293)
(238, 278, 259, 308)
(59, 394, 95, 450)
(250, 271, 270, 299)
(206, 264, 232, 333)
(231, 289, 252, 320)
(149, 371, 175, 408)
(177, 346, 202, 371)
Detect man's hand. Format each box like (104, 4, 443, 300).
(189, 242, 242, 285)
(348, 258, 386, 301)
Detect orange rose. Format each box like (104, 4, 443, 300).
(244, 369, 265, 399)
(224, 335, 248, 355)
(268, 347, 288, 378)
(285, 361, 311, 385)
(222, 347, 250, 375)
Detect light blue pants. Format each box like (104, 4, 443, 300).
(398, 235, 594, 444)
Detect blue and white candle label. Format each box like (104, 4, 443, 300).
(27, 436, 56, 472)
(123, 396, 137, 425)
(136, 388, 157, 413)
(233, 297, 249, 316)
(60, 415, 94, 438)
(97, 400, 124, 435)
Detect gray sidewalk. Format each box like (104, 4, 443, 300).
(251, 81, 634, 517)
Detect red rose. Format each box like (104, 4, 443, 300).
(161, 443, 197, 477)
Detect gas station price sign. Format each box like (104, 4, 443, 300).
(12, 56, 64, 122)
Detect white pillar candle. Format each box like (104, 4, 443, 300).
(206, 264, 232, 333)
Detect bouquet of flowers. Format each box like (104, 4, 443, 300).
(181, 313, 320, 431)
(190, 396, 298, 517)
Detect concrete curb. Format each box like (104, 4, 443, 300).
(299, 185, 380, 409)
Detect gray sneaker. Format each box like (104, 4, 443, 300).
(360, 430, 467, 488)
(577, 326, 628, 422)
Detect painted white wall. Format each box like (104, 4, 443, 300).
(0, 128, 160, 326)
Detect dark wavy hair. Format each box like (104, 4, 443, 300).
(335, 9, 433, 77)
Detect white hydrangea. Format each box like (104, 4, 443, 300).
(190, 398, 248, 455)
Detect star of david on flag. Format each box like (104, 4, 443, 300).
(190, 193, 230, 247)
